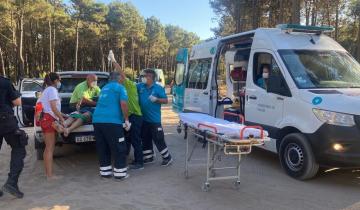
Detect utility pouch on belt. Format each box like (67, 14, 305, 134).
(0, 112, 18, 132)
(15, 129, 28, 146)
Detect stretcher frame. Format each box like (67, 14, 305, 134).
(177, 112, 269, 191)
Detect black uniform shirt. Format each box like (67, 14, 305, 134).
(0, 76, 21, 114)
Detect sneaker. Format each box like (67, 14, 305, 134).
(129, 163, 144, 170)
(143, 157, 155, 165)
(114, 174, 130, 181)
(161, 157, 173, 167)
(2, 183, 24, 199)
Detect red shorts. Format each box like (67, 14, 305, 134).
(40, 113, 56, 133)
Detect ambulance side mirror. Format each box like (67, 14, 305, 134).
(267, 75, 292, 97)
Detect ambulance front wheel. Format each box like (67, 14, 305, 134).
(279, 133, 319, 180)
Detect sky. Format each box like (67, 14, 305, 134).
(65, 0, 217, 40)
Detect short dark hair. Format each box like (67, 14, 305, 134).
(109, 71, 121, 81)
(43, 72, 60, 88)
(144, 69, 156, 80)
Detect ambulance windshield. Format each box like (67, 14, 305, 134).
(279, 50, 360, 89)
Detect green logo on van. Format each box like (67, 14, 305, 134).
(210, 47, 216, 55)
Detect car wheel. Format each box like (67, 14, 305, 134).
(36, 148, 44, 160)
(279, 133, 319, 180)
(34, 135, 44, 160)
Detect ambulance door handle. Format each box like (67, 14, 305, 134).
(249, 95, 257, 100)
(277, 96, 284, 101)
(203, 91, 209, 95)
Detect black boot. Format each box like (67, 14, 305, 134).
(0, 190, 3, 197)
(2, 183, 24, 199)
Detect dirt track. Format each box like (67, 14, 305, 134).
(0, 104, 360, 210)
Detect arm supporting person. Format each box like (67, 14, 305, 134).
(50, 100, 65, 123)
(120, 101, 129, 121)
(112, 61, 126, 80)
(81, 97, 96, 107)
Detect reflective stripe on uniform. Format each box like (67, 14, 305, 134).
(114, 168, 127, 173)
(163, 153, 170, 158)
(100, 171, 112, 176)
(113, 172, 127, 177)
(160, 148, 168, 155)
(143, 150, 152, 154)
(100, 166, 112, 171)
(143, 154, 153, 159)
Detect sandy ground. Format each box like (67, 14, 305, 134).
(1, 103, 360, 210)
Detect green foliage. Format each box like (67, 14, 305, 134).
(0, 0, 199, 80)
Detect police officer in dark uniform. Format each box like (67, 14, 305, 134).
(0, 76, 28, 199)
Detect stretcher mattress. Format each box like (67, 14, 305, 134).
(179, 113, 268, 139)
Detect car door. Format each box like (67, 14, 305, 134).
(172, 48, 189, 112)
(245, 50, 291, 129)
(183, 57, 213, 114)
(15, 79, 43, 127)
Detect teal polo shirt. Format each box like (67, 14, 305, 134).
(137, 83, 167, 123)
(93, 81, 128, 124)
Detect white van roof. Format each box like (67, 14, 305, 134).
(190, 28, 346, 60)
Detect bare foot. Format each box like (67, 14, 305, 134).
(64, 128, 70, 137)
(52, 122, 65, 133)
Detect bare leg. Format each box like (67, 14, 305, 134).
(64, 117, 76, 128)
(52, 121, 65, 133)
(64, 112, 91, 137)
(43, 132, 56, 178)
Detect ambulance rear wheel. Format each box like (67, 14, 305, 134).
(279, 133, 319, 180)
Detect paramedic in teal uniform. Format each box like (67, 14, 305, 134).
(137, 69, 173, 166)
(93, 72, 131, 180)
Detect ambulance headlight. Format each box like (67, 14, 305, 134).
(313, 109, 355, 127)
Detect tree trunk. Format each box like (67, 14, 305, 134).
(305, 0, 310, 25)
(311, 0, 317, 26)
(335, 1, 339, 41)
(0, 45, 5, 76)
(279, 0, 284, 23)
(131, 36, 135, 71)
(121, 46, 125, 69)
(53, 22, 56, 72)
(356, 20, 360, 61)
(75, 19, 79, 71)
(49, 20, 53, 72)
(291, 0, 300, 24)
(18, 11, 25, 80)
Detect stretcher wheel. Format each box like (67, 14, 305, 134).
(210, 170, 216, 177)
(202, 182, 210, 192)
(184, 171, 189, 179)
(234, 181, 241, 190)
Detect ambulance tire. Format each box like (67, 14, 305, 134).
(279, 133, 319, 180)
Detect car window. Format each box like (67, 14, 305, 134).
(59, 77, 108, 93)
(21, 81, 43, 92)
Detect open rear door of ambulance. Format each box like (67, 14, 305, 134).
(172, 48, 189, 112)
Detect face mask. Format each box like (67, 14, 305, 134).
(91, 81, 97, 87)
(141, 77, 147, 84)
(56, 82, 62, 89)
(262, 73, 269, 79)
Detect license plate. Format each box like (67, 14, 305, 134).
(75, 136, 95, 143)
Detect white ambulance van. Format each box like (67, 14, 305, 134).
(173, 24, 360, 180)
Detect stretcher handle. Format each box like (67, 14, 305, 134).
(240, 126, 264, 139)
(223, 112, 245, 124)
(197, 123, 218, 134)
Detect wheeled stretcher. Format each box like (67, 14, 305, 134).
(177, 113, 269, 191)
